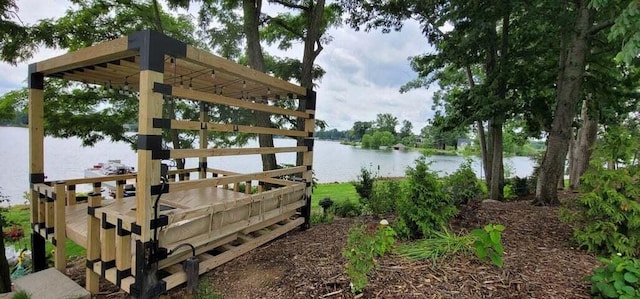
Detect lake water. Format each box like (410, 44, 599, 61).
(0, 127, 534, 205)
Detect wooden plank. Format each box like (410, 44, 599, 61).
(86, 193, 102, 294)
(158, 233, 237, 270)
(169, 119, 308, 138)
(136, 70, 165, 242)
(54, 183, 67, 272)
(162, 217, 304, 291)
(172, 86, 308, 118)
(185, 47, 307, 96)
(100, 220, 116, 272)
(62, 173, 137, 186)
(199, 102, 208, 179)
(35, 37, 133, 74)
(170, 146, 306, 159)
(207, 168, 298, 187)
(170, 166, 306, 192)
(67, 186, 77, 206)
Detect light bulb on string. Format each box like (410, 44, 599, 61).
(242, 80, 246, 89)
(267, 88, 271, 95)
(124, 78, 130, 96)
(189, 78, 193, 90)
(211, 69, 216, 80)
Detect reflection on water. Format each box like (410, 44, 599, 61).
(0, 127, 534, 204)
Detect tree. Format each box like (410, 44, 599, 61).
(375, 113, 398, 135)
(398, 119, 413, 139)
(534, 0, 614, 204)
(0, 0, 34, 64)
(350, 121, 373, 141)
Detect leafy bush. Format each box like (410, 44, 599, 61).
(367, 180, 400, 215)
(343, 222, 396, 293)
(472, 224, 506, 267)
(319, 197, 334, 219)
(526, 175, 538, 195)
(331, 198, 363, 218)
(511, 176, 529, 196)
(589, 254, 640, 299)
(397, 228, 475, 262)
(560, 166, 640, 257)
(503, 184, 516, 200)
(396, 157, 457, 239)
(443, 159, 482, 206)
(353, 167, 375, 201)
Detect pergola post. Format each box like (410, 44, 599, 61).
(302, 89, 316, 229)
(28, 64, 47, 272)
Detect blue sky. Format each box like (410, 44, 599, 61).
(0, 0, 437, 133)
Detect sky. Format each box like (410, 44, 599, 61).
(0, 0, 437, 133)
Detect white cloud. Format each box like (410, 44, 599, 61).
(0, 0, 438, 133)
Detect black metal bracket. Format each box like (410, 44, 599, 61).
(305, 89, 316, 110)
(101, 260, 116, 277)
(117, 219, 131, 236)
(30, 173, 45, 184)
(152, 82, 172, 95)
(198, 162, 208, 172)
(150, 184, 170, 195)
(131, 215, 169, 236)
(127, 30, 187, 73)
(304, 139, 314, 151)
(102, 212, 116, 229)
(28, 63, 44, 90)
(130, 240, 168, 298)
(152, 118, 172, 129)
(116, 268, 132, 287)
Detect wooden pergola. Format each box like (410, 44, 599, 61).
(28, 30, 315, 298)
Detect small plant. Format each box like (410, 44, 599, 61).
(4, 225, 25, 243)
(11, 290, 30, 299)
(589, 254, 640, 299)
(367, 180, 399, 215)
(310, 211, 334, 225)
(353, 167, 375, 201)
(503, 184, 516, 200)
(443, 159, 482, 206)
(195, 277, 224, 299)
(471, 224, 505, 267)
(397, 227, 475, 263)
(331, 198, 363, 218)
(343, 221, 396, 293)
(318, 197, 334, 219)
(511, 176, 529, 196)
(396, 157, 457, 239)
(560, 165, 640, 257)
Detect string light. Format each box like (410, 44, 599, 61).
(242, 80, 246, 89)
(211, 69, 216, 80)
(170, 57, 175, 68)
(189, 78, 193, 90)
(180, 76, 184, 89)
(267, 88, 271, 95)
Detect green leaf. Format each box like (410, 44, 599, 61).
(624, 272, 638, 283)
(490, 231, 501, 244)
(489, 252, 503, 267)
(621, 285, 635, 295)
(494, 224, 505, 232)
(475, 245, 487, 260)
(596, 282, 618, 298)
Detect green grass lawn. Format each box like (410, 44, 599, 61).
(3, 205, 85, 259)
(311, 182, 359, 211)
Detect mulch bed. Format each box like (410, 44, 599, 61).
(67, 193, 601, 298)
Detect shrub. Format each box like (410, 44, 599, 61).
(560, 166, 640, 257)
(319, 197, 334, 219)
(331, 198, 363, 218)
(589, 254, 640, 299)
(472, 224, 506, 267)
(343, 222, 396, 293)
(353, 167, 375, 201)
(396, 157, 457, 239)
(443, 159, 482, 206)
(511, 176, 529, 196)
(503, 184, 516, 200)
(367, 180, 400, 215)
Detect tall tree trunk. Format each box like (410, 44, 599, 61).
(296, 0, 326, 167)
(535, 0, 593, 205)
(569, 99, 598, 190)
(464, 65, 492, 188)
(0, 222, 10, 293)
(243, 0, 277, 171)
(489, 122, 504, 201)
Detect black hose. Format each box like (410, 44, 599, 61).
(153, 178, 167, 243)
(170, 243, 196, 257)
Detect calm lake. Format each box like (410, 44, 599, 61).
(0, 127, 534, 205)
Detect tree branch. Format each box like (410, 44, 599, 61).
(265, 15, 305, 39)
(313, 39, 323, 57)
(268, 0, 309, 11)
(589, 19, 614, 35)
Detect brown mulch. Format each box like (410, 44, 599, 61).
(68, 193, 600, 298)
